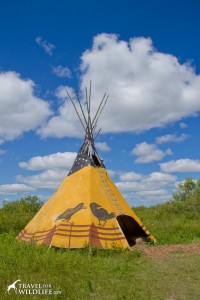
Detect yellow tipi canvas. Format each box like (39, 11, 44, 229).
(18, 86, 155, 249)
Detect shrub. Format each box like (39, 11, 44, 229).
(0, 196, 43, 234)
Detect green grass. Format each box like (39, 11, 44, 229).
(134, 197, 200, 245)
(0, 233, 200, 300)
(0, 196, 200, 299)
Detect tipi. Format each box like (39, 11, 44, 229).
(18, 84, 155, 249)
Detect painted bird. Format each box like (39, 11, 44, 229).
(56, 203, 86, 222)
(90, 202, 115, 226)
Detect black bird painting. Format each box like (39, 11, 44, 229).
(56, 203, 86, 222)
(90, 202, 116, 226)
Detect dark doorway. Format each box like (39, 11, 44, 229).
(117, 215, 147, 246)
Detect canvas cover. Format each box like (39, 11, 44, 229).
(18, 85, 155, 249)
(18, 166, 154, 249)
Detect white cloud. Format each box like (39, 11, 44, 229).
(35, 36, 55, 55)
(145, 172, 176, 185)
(116, 181, 145, 192)
(96, 142, 110, 152)
(52, 65, 71, 78)
(116, 171, 176, 192)
(37, 34, 200, 139)
(17, 151, 77, 189)
(136, 189, 169, 196)
(131, 142, 172, 163)
(119, 172, 143, 181)
(115, 171, 176, 206)
(136, 189, 172, 206)
(17, 170, 67, 189)
(19, 152, 77, 171)
(0, 71, 51, 144)
(54, 86, 74, 101)
(139, 194, 173, 206)
(79, 34, 200, 134)
(160, 159, 200, 173)
(156, 133, 188, 144)
(0, 150, 6, 155)
(0, 184, 36, 195)
(123, 191, 172, 207)
(107, 169, 117, 177)
(179, 122, 188, 128)
(38, 86, 84, 138)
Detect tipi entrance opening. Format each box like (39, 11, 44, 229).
(117, 215, 147, 246)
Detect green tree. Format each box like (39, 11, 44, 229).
(173, 177, 196, 202)
(0, 196, 43, 234)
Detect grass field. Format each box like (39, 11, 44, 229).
(134, 200, 200, 245)
(0, 195, 200, 299)
(0, 233, 200, 300)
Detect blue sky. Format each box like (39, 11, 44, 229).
(1, 0, 200, 207)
